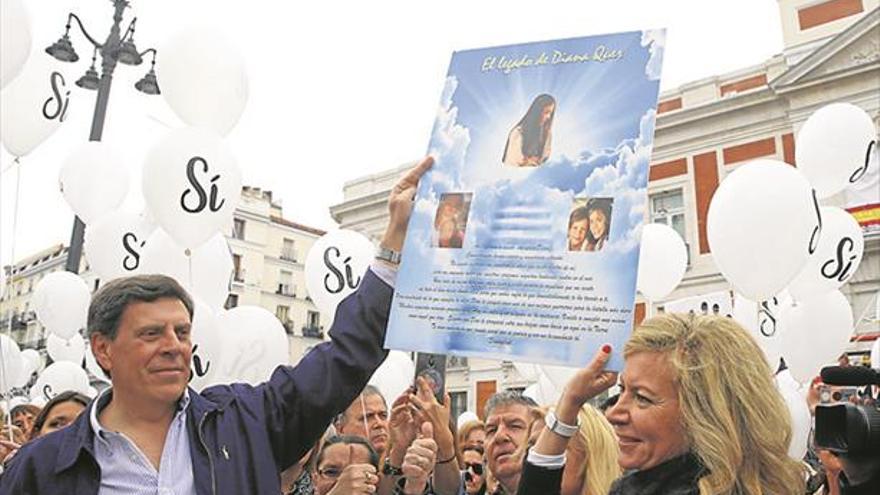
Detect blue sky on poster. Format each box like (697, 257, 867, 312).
(0, 0, 783, 266)
(386, 31, 661, 366)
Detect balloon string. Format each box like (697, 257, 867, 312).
(359, 393, 369, 438)
(0, 157, 22, 440)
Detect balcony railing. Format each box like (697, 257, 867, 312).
(276, 284, 295, 297)
(302, 325, 324, 339)
(280, 250, 297, 262)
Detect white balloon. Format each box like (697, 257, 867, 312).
(637, 223, 688, 300)
(512, 362, 540, 382)
(159, 27, 249, 135)
(0, 55, 70, 157)
(536, 370, 561, 405)
(305, 230, 375, 318)
(32, 271, 91, 339)
(541, 364, 578, 394)
(0, 334, 23, 393)
(142, 127, 242, 249)
(86, 386, 99, 399)
(369, 351, 415, 402)
(6, 396, 29, 411)
(140, 229, 233, 310)
(46, 333, 85, 364)
(457, 411, 480, 430)
(30, 361, 90, 402)
(0, 0, 31, 88)
(59, 142, 129, 225)
(84, 341, 110, 384)
(84, 211, 156, 282)
(777, 290, 853, 383)
(775, 370, 811, 460)
(787, 207, 864, 301)
(21, 349, 46, 373)
(189, 300, 226, 391)
(796, 103, 878, 198)
(734, 292, 794, 371)
(215, 306, 289, 386)
(707, 160, 817, 301)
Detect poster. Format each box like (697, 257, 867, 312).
(386, 30, 665, 369)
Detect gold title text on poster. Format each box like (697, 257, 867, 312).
(481, 46, 625, 75)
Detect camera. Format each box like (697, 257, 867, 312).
(814, 366, 880, 456)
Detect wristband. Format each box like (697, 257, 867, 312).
(383, 458, 404, 476)
(545, 411, 580, 438)
(437, 452, 457, 464)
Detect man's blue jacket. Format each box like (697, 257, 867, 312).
(0, 269, 393, 495)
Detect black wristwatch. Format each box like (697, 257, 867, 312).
(383, 458, 404, 476)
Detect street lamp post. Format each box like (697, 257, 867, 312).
(44, 0, 159, 274)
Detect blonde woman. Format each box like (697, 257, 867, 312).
(519, 314, 806, 495)
(560, 405, 620, 495)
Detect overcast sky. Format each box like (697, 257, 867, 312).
(0, 0, 785, 265)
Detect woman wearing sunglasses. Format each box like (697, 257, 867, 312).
(460, 445, 487, 495)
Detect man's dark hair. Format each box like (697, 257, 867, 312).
(483, 390, 539, 419)
(315, 435, 380, 469)
(87, 274, 194, 340)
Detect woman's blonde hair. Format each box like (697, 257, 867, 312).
(456, 419, 485, 467)
(625, 313, 805, 495)
(572, 404, 621, 495)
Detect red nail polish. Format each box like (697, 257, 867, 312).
(602, 344, 612, 354)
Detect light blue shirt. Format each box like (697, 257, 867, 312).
(90, 388, 196, 495)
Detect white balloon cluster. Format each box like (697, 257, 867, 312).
(709, 103, 877, 386)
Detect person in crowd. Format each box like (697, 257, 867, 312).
(0, 157, 434, 494)
(385, 377, 460, 495)
(502, 94, 556, 167)
(0, 424, 26, 468)
(559, 405, 620, 495)
(482, 391, 540, 494)
(460, 445, 487, 495)
(312, 435, 381, 495)
(583, 199, 611, 252)
(335, 385, 392, 466)
(10, 404, 41, 439)
(30, 391, 90, 440)
(567, 207, 590, 251)
(457, 420, 486, 464)
(282, 425, 336, 495)
(519, 313, 806, 495)
(393, 422, 439, 495)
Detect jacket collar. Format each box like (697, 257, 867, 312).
(54, 387, 222, 474)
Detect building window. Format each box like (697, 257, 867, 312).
(302, 310, 322, 338)
(224, 294, 239, 309)
(449, 391, 468, 423)
(232, 218, 246, 240)
(277, 270, 294, 296)
(281, 238, 296, 262)
(93, 279, 100, 292)
(232, 254, 244, 282)
(650, 190, 687, 239)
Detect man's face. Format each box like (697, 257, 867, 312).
(313, 443, 374, 495)
(93, 297, 192, 407)
(485, 403, 531, 485)
(339, 394, 389, 456)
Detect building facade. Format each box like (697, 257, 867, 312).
(0, 186, 327, 378)
(330, 1, 880, 418)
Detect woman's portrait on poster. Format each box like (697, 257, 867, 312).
(502, 94, 556, 167)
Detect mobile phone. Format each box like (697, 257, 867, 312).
(414, 352, 447, 405)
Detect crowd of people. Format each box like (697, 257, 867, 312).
(0, 158, 877, 494)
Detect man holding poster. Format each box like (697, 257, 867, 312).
(386, 31, 666, 370)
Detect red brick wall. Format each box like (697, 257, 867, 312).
(658, 98, 683, 114)
(723, 137, 777, 165)
(649, 158, 688, 181)
(782, 133, 796, 166)
(799, 0, 863, 30)
(719, 74, 768, 96)
(694, 151, 720, 254)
